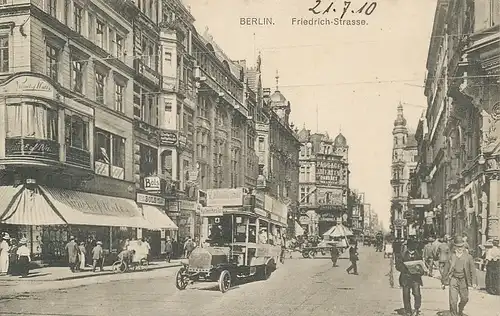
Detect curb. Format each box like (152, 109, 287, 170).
(0, 263, 181, 283)
(53, 263, 182, 281)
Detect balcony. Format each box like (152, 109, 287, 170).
(134, 59, 161, 86)
(4, 137, 92, 171)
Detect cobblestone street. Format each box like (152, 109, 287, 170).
(1, 247, 498, 316)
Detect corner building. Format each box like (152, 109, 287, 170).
(0, 0, 175, 264)
(296, 128, 350, 236)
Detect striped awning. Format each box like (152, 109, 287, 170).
(1, 187, 66, 225)
(142, 205, 178, 230)
(40, 186, 157, 229)
(0, 185, 23, 216)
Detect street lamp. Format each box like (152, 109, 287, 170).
(478, 154, 486, 165)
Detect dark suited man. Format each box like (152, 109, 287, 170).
(395, 239, 424, 316)
(346, 243, 359, 275)
(330, 244, 340, 267)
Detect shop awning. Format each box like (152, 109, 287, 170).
(1, 187, 66, 225)
(142, 205, 178, 230)
(0, 185, 23, 215)
(39, 186, 156, 229)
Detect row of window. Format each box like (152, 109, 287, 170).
(4, 102, 126, 180)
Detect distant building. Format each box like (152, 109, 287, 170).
(297, 128, 350, 236)
(390, 103, 418, 239)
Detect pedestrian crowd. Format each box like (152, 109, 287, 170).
(0, 232, 31, 277)
(393, 233, 500, 316)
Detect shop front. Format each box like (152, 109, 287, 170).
(177, 199, 198, 242)
(0, 183, 161, 265)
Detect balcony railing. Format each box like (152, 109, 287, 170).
(4, 138, 92, 169)
(66, 146, 91, 168)
(5, 138, 59, 161)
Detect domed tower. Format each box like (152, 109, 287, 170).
(392, 102, 408, 162)
(269, 70, 291, 124)
(333, 132, 348, 162)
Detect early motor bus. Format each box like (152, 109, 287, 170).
(175, 188, 288, 293)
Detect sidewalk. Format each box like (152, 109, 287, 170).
(389, 259, 500, 316)
(0, 259, 182, 282)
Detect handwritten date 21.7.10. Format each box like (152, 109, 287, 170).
(308, 1, 377, 20)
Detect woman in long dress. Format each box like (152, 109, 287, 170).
(0, 233, 11, 275)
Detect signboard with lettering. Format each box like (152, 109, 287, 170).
(206, 188, 244, 206)
(159, 130, 178, 146)
(255, 192, 265, 209)
(315, 159, 347, 186)
(317, 188, 343, 206)
(144, 176, 161, 192)
(180, 200, 197, 211)
(5, 138, 59, 161)
(2, 75, 56, 99)
(136, 193, 165, 206)
(200, 206, 224, 217)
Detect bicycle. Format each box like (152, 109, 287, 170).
(112, 258, 149, 273)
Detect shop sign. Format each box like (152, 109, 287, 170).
(264, 194, 273, 212)
(3, 75, 55, 99)
(393, 219, 407, 227)
(206, 188, 244, 206)
(5, 138, 59, 161)
(200, 206, 223, 217)
(299, 215, 309, 223)
(255, 192, 265, 209)
(144, 176, 161, 192)
(159, 130, 178, 146)
(136, 193, 165, 206)
(180, 200, 197, 211)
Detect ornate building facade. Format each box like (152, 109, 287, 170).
(297, 128, 350, 236)
(411, 0, 499, 254)
(256, 73, 300, 237)
(390, 104, 418, 239)
(0, 0, 177, 263)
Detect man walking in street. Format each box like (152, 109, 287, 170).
(65, 236, 79, 273)
(437, 235, 451, 280)
(330, 243, 340, 267)
(346, 242, 359, 275)
(165, 237, 173, 263)
(395, 239, 424, 316)
(441, 236, 477, 316)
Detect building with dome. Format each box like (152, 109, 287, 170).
(390, 103, 418, 239)
(255, 71, 301, 236)
(296, 127, 351, 236)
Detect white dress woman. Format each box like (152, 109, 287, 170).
(0, 234, 11, 274)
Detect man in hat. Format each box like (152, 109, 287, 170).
(442, 236, 477, 316)
(395, 239, 424, 316)
(423, 237, 435, 277)
(91, 241, 104, 272)
(330, 243, 340, 267)
(65, 236, 79, 273)
(437, 235, 452, 280)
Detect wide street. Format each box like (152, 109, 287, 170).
(1, 247, 499, 316)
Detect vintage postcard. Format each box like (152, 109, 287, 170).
(0, 0, 498, 315)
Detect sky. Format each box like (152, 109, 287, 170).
(183, 0, 437, 229)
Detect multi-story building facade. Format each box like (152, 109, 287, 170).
(296, 128, 350, 236)
(0, 0, 177, 263)
(412, 0, 499, 253)
(390, 103, 418, 239)
(255, 73, 300, 237)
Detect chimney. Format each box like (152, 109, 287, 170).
(263, 88, 271, 97)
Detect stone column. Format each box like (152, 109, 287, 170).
(488, 174, 499, 240)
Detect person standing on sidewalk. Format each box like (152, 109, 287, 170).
(423, 237, 435, 277)
(395, 239, 423, 316)
(437, 236, 451, 280)
(16, 238, 30, 278)
(485, 238, 500, 294)
(165, 238, 173, 263)
(441, 236, 477, 316)
(92, 241, 104, 272)
(346, 243, 359, 275)
(65, 236, 79, 273)
(78, 242, 86, 271)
